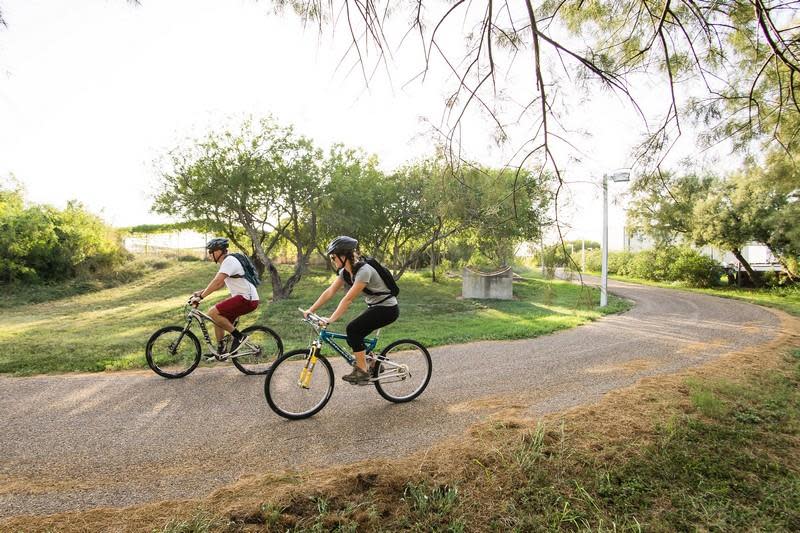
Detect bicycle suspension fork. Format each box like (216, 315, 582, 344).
(298, 341, 321, 389)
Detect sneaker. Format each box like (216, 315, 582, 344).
(229, 335, 248, 355)
(342, 367, 370, 384)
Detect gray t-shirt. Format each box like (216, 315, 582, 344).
(340, 263, 398, 307)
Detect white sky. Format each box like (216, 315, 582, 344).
(0, 0, 736, 249)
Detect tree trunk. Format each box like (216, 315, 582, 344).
(430, 226, 440, 282)
(731, 248, 761, 288)
(241, 218, 288, 300)
(267, 262, 289, 300)
(251, 253, 265, 277)
(395, 219, 461, 279)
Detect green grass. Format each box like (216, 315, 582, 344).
(595, 272, 800, 317)
(0, 262, 629, 375)
(166, 349, 800, 532)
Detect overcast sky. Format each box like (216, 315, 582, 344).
(0, 0, 733, 248)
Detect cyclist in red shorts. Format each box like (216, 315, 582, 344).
(192, 238, 259, 357)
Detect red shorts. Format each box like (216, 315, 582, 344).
(215, 295, 259, 322)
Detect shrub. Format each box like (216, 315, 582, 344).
(608, 251, 635, 275)
(621, 249, 667, 280)
(0, 187, 128, 283)
(584, 249, 602, 272)
(667, 247, 724, 287)
(585, 246, 723, 287)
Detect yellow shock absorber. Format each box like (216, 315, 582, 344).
(298, 351, 318, 389)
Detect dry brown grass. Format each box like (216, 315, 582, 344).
(3, 308, 798, 532)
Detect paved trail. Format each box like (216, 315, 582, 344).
(0, 278, 782, 518)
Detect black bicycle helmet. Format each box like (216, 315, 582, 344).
(206, 237, 229, 252)
(326, 236, 358, 255)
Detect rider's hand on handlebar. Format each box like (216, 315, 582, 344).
(189, 295, 202, 307)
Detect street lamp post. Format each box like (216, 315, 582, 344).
(601, 170, 631, 307)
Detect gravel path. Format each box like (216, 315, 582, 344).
(0, 278, 782, 518)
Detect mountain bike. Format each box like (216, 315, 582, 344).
(264, 309, 432, 420)
(145, 298, 283, 378)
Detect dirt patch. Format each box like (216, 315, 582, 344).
(584, 358, 659, 374)
(3, 309, 798, 532)
(675, 337, 731, 355)
(447, 395, 526, 414)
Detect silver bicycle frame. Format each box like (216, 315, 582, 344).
(184, 306, 258, 359)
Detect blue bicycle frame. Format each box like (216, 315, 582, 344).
(317, 329, 378, 365)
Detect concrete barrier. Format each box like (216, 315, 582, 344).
(462, 266, 513, 300)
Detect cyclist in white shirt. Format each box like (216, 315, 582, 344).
(192, 238, 259, 356)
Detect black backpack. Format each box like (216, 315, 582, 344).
(228, 253, 261, 287)
(341, 257, 399, 303)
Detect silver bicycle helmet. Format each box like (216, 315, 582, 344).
(206, 237, 229, 252)
(326, 236, 358, 255)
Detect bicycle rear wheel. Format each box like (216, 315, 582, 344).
(145, 326, 201, 379)
(264, 349, 334, 420)
(231, 325, 283, 375)
(373, 339, 432, 403)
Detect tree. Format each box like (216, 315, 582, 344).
(153, 116, 327, 300)
(315, 149, 436, 272)
(272, 1, 798, 192)
(746, 150, 800, 278)
(626, 172, 717, 246)
(692, 178, 765, 284)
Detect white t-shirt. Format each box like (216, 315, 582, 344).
(219, 255, 259, 301)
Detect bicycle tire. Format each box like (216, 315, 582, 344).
(264, 348, 334, 420)
(145, 326, 201, 379)
(231, 325, 283, 375)
(373, 339, 432, 403)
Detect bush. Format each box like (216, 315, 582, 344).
(0, 187, 128, 283)
(608, 251, 635, 275)
(582, 249, 632, 274)
(584, 246, 724, 287)
(667, 247, 725, 287)
(621, 249, 667, 280)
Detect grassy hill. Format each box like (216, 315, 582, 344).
(0, 261, 628, 375)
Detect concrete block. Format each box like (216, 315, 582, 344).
(462, 266, 513, 300)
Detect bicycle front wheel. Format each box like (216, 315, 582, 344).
(264, 349, 334, 420)
(231, 325, 283, 375)
(145, 326, 201, 379)
(373, 339, 432, 403)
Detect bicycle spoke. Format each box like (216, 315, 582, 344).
(374, 340, 431, 403)
(232, 326, 283, 375)
(146, 326, 201, 379)
(265, 349, 334, 419)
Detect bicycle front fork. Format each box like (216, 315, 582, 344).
(298, 345, 320, 389)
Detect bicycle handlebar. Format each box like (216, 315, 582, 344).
(298, 307, 328, 329)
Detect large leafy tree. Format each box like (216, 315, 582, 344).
(627, 158, 799, 283)
(441, 164, 551, 267)
(315, 149, 436, 270)
(153, 117, 327, 300)
(626, 172, 717, 246)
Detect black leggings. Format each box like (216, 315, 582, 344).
(346, 305, 399, 352)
